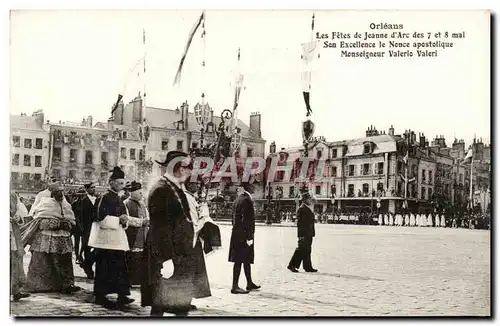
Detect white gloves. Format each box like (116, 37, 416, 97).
(161, 259, 174, 279)
(246, 239, 254, 246)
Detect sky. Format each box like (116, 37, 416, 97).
(9, 10, 491, 152)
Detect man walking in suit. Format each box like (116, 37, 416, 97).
(288, 191, 318, 273)
(229, 182, 261, 294)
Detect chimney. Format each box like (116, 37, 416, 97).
(249, 112, 262, 138)
(32, 110, 44, 128)
(419, 133, 426, 147)
(388, 125, 394, 136)
(87, 115, 93, 128)
(183, 101, 189, 131)
(269, 141, 276, 154)
(107, 117, 114, 130)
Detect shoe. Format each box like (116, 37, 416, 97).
(231, 287, 249, 294)
(12, 292, 30, 301)
(287, 266, 299, 273)
(304, 268, 318, 273)
(246, 284, 261, 291)
(190, 305, 197, 311)
(96, 297, 116, 309)
(117, 297, 135, 305)
(61, 286, 81, 294)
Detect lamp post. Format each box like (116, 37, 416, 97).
(266, 183, 273, 225)
(275, 185, 283, 223)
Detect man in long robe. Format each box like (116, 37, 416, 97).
(141, 151, 211, 316)
(124, 181, 150, 286)
(89, 167, 134, 309)
(25, 182, 80, 294)
(229, 182, 261, 293)
(28, 177, 70, 217)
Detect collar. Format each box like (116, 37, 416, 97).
(164, 172, 186, 191)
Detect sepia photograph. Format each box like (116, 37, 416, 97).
(7, 7, 491, 318)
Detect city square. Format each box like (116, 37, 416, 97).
(11, 223, 490, 317)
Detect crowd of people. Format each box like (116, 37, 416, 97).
(9, 151, 237, 316)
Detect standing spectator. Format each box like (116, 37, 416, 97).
(229, 181, 261, 294)
(10, 192, 30, 301)
(287, 192, 318, 273)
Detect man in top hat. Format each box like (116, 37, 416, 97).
(141, 151, 211, 316)
(88, 167, 134, 309)
(71, 183, 99, 279)
(123, 181, 150, 286)
(288, 191, 318, 273)
(229, 181, 261, 294)
(121, 181, 132, 202)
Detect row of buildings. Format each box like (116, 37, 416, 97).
(263, 126, 491, 215)
(10, 101, 490, 216)
(10, 94, 266, 197)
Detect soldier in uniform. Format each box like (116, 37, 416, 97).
(229, 181, 261, 294)
(287, 192, 318, 273)
(89, 167, 134, 309)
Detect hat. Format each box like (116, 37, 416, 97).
(48, 181, 64, 192)
(109, 166, 125, 180)
(155, 150, 189, 167)
(300, 191, 313, 201)
(129, 181, 142, 192)
(84, 182, 95, 189)
(124, 181, 132, 191)
(76, 188, 86, 195)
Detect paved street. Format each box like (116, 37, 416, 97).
(11, 224, 490, 317)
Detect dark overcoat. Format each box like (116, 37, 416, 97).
(228, 192, 255, 264)
(72, 195, 99, 245)
(141, 176, 211, 308)
(296, 205, 315, 238)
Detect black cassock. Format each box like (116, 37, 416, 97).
(72, 195, 98, 275)
(141, 177, 211, 310)
(229, 193, 255, 264)
(93, 190, 130, 298)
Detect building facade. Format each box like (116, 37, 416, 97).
(10, 111, 50, 195)
(48, 117, 119, 188)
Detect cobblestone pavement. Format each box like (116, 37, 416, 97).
(11, 224, 490, 317)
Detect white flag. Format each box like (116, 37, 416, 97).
(464, 148, 473, 162)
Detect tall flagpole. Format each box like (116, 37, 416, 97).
(469, 141, 474, 211)
(143, 28, 147, 124)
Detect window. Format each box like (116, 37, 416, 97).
(428, 188, 433, 199)
(122, 131, 128, 139)
(398, 161, 403, 173)
(191, 142, 198, 149)
(12, 154, 19, 166)
(422, 169, 426, 183)
(289, 186, 295, 198)
(35, 156, 42, 167)
(247, 148, 254, 157)
(377, 182, 384, 191)
(429, 171, 433, 184)
(130, 149, 136, 160)
(411, 165, 417, 177)
(316, 150, 322, 159)
(139, 149, 145, 161)
(315, 186, 321, 195)
(377, 162, 384, 175)
(100, 172, 108, 183)
(84, 171, 92, 179)
(85, 151, 93, 165)
(120, 148, 126, 159)
(161, 141, 169, 151)
(348, 184, 355, 197)
(331, 149, 337, 158)
(362, 163, 370, 175)
(11, 172, 19, 181)
(34, 173, 41, 181)
(176, 140, 184, 151)
(35, 138, 43, 149)
(331, 185, 337, 196)
(69, 170, 77, 179)
(12, 136, 20, 147)
(421, 187, 426, 200)
(70, 149, 77, 162)
(397, 182, 402, 196)
(23, 155, 31, 166)
(52, 169, 61, 179)
(363, 144, 371, 154)
(362, 183, 369, 196)
(53, 148, 62, 161)
(459, 173, 463, 184)
(332, 166, 337, 177)
(348, 165, 354, 176)
(22, 173, 30, 182)
(24, 138, 32, 149)
(101, 152, 108, 166)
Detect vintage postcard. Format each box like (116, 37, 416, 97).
(8, 9, 490, 317)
